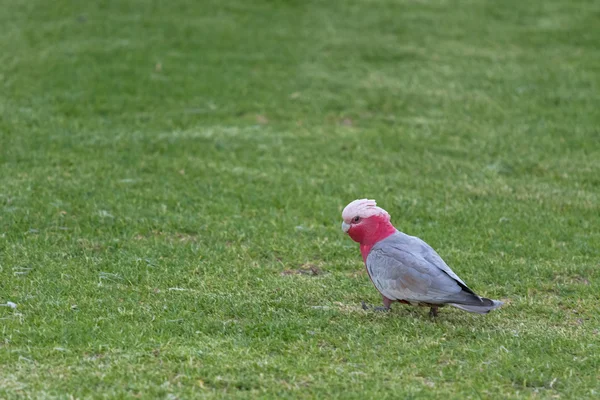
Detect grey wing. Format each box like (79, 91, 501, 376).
(412, 236, 476, 294)
(366, 246, 470, 304)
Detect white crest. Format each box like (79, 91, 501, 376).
(342, 199, 389, 222)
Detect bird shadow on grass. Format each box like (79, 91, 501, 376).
(351, 302, 507, 326)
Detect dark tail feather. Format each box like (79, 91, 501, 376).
(449, 298, 503, 314)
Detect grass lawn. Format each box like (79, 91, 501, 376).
(1, 0, 599, 398)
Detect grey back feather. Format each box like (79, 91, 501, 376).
(366, 231, 484, 305)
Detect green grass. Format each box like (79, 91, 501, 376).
(1, 0, 599, 398)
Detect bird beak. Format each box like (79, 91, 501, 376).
(341, 221, 350, 233)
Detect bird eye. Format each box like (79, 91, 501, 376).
(353, 216, 360, 223)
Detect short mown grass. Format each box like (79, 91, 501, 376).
(1, 0, 599, 398)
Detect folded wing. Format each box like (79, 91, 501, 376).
(366, 233, 487, 306)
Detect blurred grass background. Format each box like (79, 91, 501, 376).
(1, 0, 599, 398)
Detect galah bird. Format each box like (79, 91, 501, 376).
(342, 199, 503, 316)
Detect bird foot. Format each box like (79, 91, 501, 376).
(362, 301, 390, 312)
(429, 307, 439, 318)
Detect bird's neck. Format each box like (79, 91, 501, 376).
(359, 222, 396, 261)
(360, 244, 372, 262)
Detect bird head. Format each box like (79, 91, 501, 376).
(341, 199, 396, 245)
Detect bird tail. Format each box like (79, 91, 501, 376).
(449, 298, 503, 314)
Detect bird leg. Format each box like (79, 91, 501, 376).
(382, 296, 393, 309)
(361, 296, 393, 312)
(429, 306, 439, 317)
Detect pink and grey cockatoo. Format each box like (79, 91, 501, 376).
(342, 199, 503, 316)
